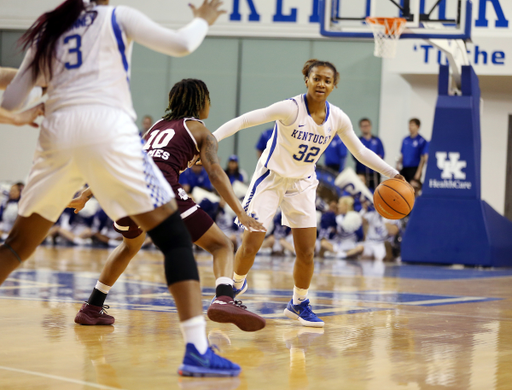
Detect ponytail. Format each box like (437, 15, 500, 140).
(19, 0, 89, 80)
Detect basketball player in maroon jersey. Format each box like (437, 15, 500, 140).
(72, 79, 266, 332)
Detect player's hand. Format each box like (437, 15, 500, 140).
(190, 0, 226, 26)
(238, 213, 266, 233)
(12, 103, 44, 128)
(393, 174, 406, 181)
(67, 195, 87, 214)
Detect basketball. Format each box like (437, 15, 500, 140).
(373, 178, 415, 220)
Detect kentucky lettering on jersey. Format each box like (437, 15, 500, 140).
(290, 129, 332, 145)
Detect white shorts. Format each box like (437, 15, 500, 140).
(333, 238, 359, 253)
(239, 162, 318, 229)
(19, 105, 173, 222)
(362, 241, 386, 260)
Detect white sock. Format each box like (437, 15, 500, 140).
(215, 277, 234, 287)
(95, 281, 111, 294)
(293, 286, 308, 305)
(180, 316, 208, 354)
(233, 273, 247, 290)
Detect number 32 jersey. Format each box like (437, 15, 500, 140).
(260, 94, 352, 179)
(43, 6, 135, 119)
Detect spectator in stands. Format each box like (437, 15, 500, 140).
(397, 118, 429, 183)
(255, 127, 273, 158)
(360, 201, 400, 261)
(224, 155, 247, 184)
(260, 210, 292, 256)
(139, 114, 153, 136)
(354, 118, 385, 190)
(319, 196, 363, 259)
(179, 164, 213, 194)
(0, 183, 24, 241)
(324, 136, 347, 173)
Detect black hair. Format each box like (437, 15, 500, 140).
(359, 118, 372, 126)
(19, 0, 97, 80)
(163, 79, 210, 120)
(302, 59, 340, 87)
(409, 118, 421, 127)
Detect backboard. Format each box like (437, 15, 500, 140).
(320, 0, 472, 40)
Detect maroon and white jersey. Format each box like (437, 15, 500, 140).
(143, 118, 202, 184)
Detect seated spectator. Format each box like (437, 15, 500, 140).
(255, 127, 274, 157)
(360, 201, 400, 262)
(179, 164, 212, 194)
(319, 196, 364, 259)
(0, 182, 24, 241)
(224, 155, 247, 184)
(260, 210, 293, 256)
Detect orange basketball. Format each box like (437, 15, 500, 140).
(373, 179, 415, 220)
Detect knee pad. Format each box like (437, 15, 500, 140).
(147, 211, 199, 286)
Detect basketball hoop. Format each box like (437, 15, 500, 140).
(366, 17, 407, 59)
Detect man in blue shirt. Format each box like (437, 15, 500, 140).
(353, 118, 385, 190)
(397, 118, 429, 183)
(255, 128, 274, 158)
(179, 165, 213, 194)
(324, 136, 348, 173)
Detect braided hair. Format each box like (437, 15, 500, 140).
(301, 59, 340, 87)
(163, 79, 210, 120)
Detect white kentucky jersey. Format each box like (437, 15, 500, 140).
(43, 5, 135, 119)
(260, 94, 350, 179)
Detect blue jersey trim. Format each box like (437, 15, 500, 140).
(111, 8, 129, 82)
(243, 170, 271, 214)
(264, 123, 278, 168)
(303, 94, 330, 124)
(303, 94, 310, 116)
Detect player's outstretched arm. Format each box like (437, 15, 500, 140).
(0, 103, 44, 128)
(190, 121, 266, 232)
(0, 67, 17, 90)
(213, 100, 297, 142)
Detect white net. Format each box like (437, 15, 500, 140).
(366, 17, 407, 59)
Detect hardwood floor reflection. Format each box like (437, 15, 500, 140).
(1, 246, 511, 389)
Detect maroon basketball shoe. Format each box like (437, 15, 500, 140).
(74, 302, 115, 325)
(207, 296, 266, 332)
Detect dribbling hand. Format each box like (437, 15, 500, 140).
(238, 213, 266, 233)
(393, 174, 406, 181)
(189, 0, 226, 26)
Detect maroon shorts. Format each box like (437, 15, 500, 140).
(114, 183, 214, 242)
(113, 217, 144, 239)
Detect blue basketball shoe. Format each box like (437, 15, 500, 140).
(178, 343, 241, 377)
(283, 299, 324, 328)
(233, 279, 248, 298)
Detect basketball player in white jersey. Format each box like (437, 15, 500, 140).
(0, 0, 243, 377)
(214, 59, 405, 327)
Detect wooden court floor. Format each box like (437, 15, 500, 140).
(1, 246, 512, 390)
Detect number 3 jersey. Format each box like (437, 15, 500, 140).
(259, 94, 352, 179)
(143, 118, 201, 184)
(35, 6, 135, 119)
